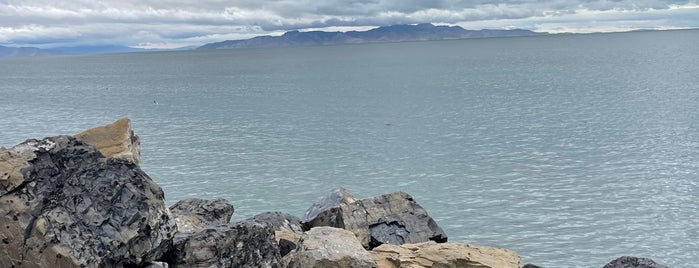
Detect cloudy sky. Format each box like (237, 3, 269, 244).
(1, 0, 698, 49)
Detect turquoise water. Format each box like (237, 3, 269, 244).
(2, 30, 698, 267)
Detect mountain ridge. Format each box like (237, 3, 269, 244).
(199, 23, 546, 50)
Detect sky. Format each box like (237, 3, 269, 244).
(1, 0, 698, 49)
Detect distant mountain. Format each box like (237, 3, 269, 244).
(0, 45, 61, 57)
(54, 45, 147, 55)
(199, 23, 546, 50)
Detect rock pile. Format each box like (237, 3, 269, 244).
(0, 119, 671, 268)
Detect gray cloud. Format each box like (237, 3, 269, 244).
(0, 0, 697, 48)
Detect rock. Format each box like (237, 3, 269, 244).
(145, 261, 170, 268)
(303, 188, 447, 249)
(275, 230, 302, 257)
(163, 220, 281, 268)
(523, 264, 544, 268)
(371, 241, 523, 268)
(603, 256, 668, 268)
(0, 136, 176, 267)
(248, 211, 304, 234)
(173, 215, 209, 233)
(74, 118, 141, 165)
(302, 187, 359, 227)
(282, 226, 376, 268)
(169, 198, 234, 232)
(245, 211, 305, 257)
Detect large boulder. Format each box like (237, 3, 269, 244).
(371, 241, 523, 268)
(282, 226, 376, 268)
(0, 136, 176, 267)
(603, 256, 668, 268)
(303, 188, 447, 249)
(163, 220, 281, 268)
(74, 118, 141, 165)
(169, 198, 234, 232)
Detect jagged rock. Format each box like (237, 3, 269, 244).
(0, 136, 176, 267)
(302, 187, 359, 227)
(603, 256, 668, 268)
(245, 212, 305, 257)
(169, 198, 234, 232)
(74, 118, 141, 165)
(248, 211, 304, 234)
(164, 220, 281, 268)
(282, 226, 377, 268)
(303, 188, 447, 249)
(275, 230, 302, 257)
(371, 241, 523, 268)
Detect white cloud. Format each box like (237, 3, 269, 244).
(0, 0, 697, 48)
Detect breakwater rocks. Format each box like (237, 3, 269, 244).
(0, 119, 670, 268)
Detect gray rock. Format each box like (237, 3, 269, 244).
(245, 211, 305, 257)
(164, 220, 281, 268)
(248, 211, 304, 234)
(524, 264, 544, 268)
(302, 187, 359, 225)
(303, 188, 447, 249)
(145, 261, 170, 268)
(603, 256, 668, 268)
(282, 226, 376, 268)
(0, 136, 176, 267)
(169, 198, 234, 225)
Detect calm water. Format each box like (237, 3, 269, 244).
(2, 30, 698, 267)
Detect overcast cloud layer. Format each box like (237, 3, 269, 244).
(1, 0, 698, 48)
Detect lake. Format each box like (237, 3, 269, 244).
(1, 29, 698, 267)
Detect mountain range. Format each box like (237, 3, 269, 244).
(198, 23, 545, 50)
(0, 45, 61, 57)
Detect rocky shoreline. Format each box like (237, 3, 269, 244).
(0, 119, 669, 268)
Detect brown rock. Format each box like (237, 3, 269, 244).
(282, 226, 377, 268)
(371, 241, 523, 268)
(0, 140, 46, 195)
(74, 118, 141, 165)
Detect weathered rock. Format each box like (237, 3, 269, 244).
(303, 188, 447, 249)
(173, 215, 209, 233)
(163, 220, 281, 268)
(603, 256, 668, 268)
(0, 136, 176, 267)
(371, 241, 523, 268)
(169, 198, 234, 232)
(74, 117, 141, 165)
(282, 226, 377, 268)
(275, 230, 302, 257)
(249, 211, 304, 234)
(302, 187, 359, 228)
(245, 211, 305, 257)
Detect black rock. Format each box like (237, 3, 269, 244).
(302, 188, 447, 249)
(169, 197, 234, 225)
(0, 136, 176, 267)
(603, 256, 668, 268)
(163, 220, 281, 268)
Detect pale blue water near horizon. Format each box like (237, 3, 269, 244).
(2, 30, 698, 267)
